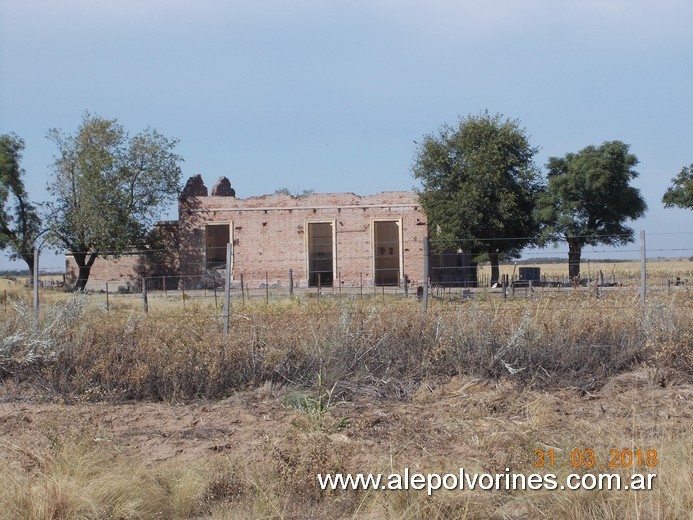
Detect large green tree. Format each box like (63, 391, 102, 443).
(536, 141, 647, 280)
(412, 112, 542, 285)
(662, 164, 693, 210)
(0, 133, 41, 275)
(45, 113, 183, 291)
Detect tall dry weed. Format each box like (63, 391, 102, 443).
(0, 293, 690, 401)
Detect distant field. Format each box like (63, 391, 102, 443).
(478, 257, 693, 286)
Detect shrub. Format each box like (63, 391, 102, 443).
(1, 293, 690, 401)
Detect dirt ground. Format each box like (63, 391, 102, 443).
(1, 372, 691, 477)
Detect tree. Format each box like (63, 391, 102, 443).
(536, 141, 647, 280)
(412, 112, 542, 285)
(0, 133, 41, 275)
(45, 113, 183, 291)
(662, 164, 693, 210)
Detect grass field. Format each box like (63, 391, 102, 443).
(0, 276, 691, 518)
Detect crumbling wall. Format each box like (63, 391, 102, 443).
(178, 186, 428, 288)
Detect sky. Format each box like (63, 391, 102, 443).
(1, 0, 692, 270)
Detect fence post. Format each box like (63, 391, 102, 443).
(265, 271, 269, 304)
(142, 277, 148, 314)
(289, 269, 294, 298)
(423, 236, 430, 312)
(33, 248, 39, 320)
(106, 282, 110, 313)
(240, 273, 245, 303)
(640, 230, 646, 309)
(224, 243, 231, 336)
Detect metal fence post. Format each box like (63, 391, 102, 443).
(423, 236, 429, 312)
(640, 230, 646, 309)
(33, 248, 39, 320)
(224, 243, 231, 335)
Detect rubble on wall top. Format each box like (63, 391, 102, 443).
(180, 174, 417, 207)
(200, 190, 418, 210)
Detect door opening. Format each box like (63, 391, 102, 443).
(205, 224, 230, 269)
(374, 221, 400, 286)
(307, 222, 334, 287)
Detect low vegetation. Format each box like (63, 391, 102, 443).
(2, 292, 691, 399)
(0, 290, 691, 519)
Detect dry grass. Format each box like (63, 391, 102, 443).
(0, 438, 213, 520)
(1, 375, 690, 519)
(1, 291, 691, 400)
(0, 290, 691, 519)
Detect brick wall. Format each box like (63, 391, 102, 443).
(179, 189, 428, 288)
(65, 254, 146, 292)
(64, 222, 180, 292)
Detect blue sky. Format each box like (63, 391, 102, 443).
(1, 0, 692, 270)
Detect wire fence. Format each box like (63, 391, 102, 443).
(1, 231, 691, 319)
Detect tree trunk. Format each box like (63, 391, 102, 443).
(568, 240, 582, 281)
(72, 251, 98, 291)
(489, 252, 500, 286)
(19, 252, 34, 280)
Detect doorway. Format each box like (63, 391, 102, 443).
(205, 223, 231, 268)
(373, 220, 401, 286)
(307, 222, 334, 287)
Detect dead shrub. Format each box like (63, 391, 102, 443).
(270, 428, 353, 504)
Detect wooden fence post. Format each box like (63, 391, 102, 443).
(142, 278, 149, 313)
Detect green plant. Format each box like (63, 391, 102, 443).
(284, 370, 349, 433)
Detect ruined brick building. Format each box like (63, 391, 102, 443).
(66, 175, 474, 291)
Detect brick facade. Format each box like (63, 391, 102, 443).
(179, 183, 428, 289)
